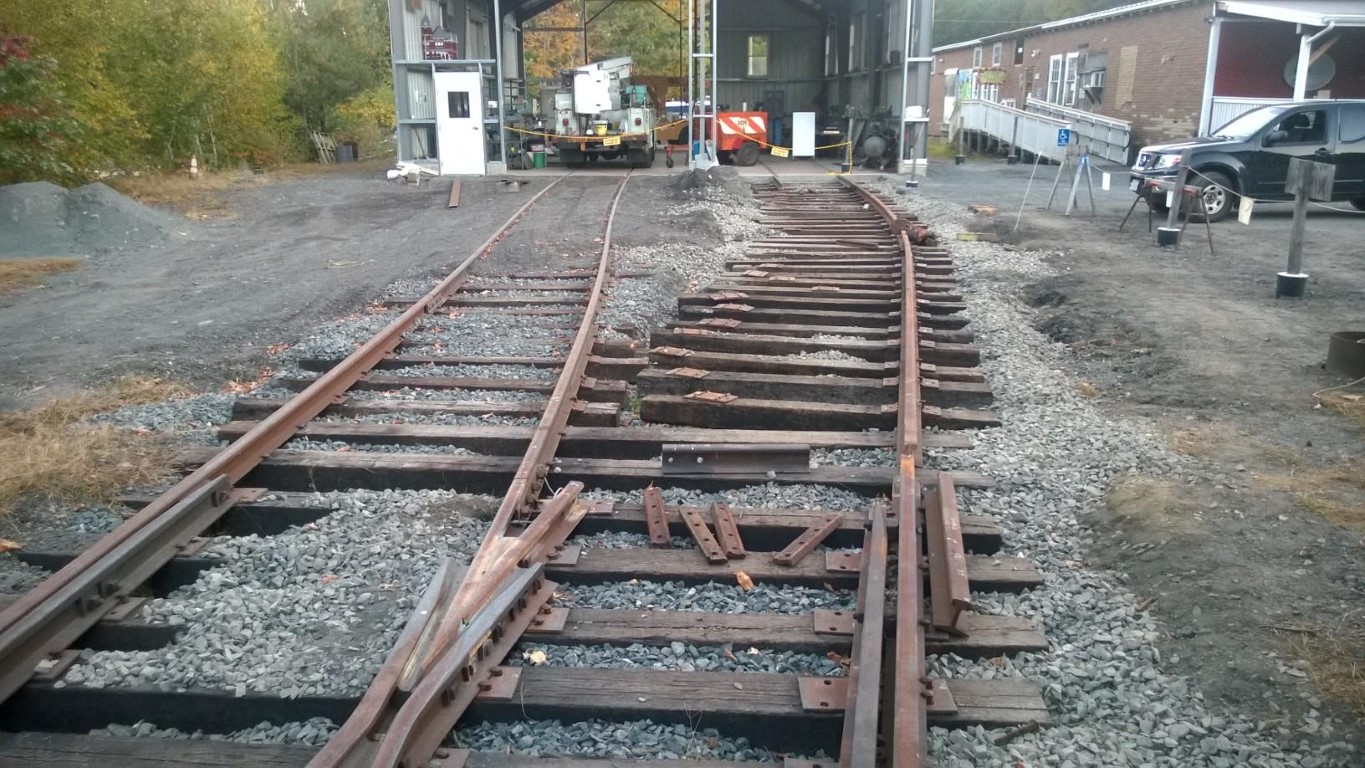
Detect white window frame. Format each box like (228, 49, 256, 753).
(1063, 51, 1080, 106)
(825, 29, 835, 75)
(1047, 54, 1063, 102)
(972, 46, 982, 68)
(991, 42, 1002, 66)
(849, 17, 861, 72)
(746, 34, 769, 78)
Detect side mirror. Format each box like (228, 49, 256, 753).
(1264, 130, 1288, 147)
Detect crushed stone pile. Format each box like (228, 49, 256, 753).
(667, 166, 749, 200)
(0, 181, 192, 258)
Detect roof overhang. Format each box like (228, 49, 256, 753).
(1217, 0, 1365, 26)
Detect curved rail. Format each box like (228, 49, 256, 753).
(838, 177, 928, 768)
(0, 174, 574, 708)
(313, 171, 633, 768)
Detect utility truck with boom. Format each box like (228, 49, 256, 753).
(552, 57, 657, 168)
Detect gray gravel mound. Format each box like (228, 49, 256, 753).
(511, 640, 844, 676)
(455, 718, 785, 761)
(0, 557, 50, 594)
(62, 490, 492, 697)
(92, 717, 337, 746)
(283, 437, 479, 456)
(557, 579, 853, 614)
(580, 483, 873, 512)
(89, 393, 235, 436)
(0, 181, 191, 257)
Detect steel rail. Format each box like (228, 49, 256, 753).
(838, 178, 928, 767)
(314, 172, 632, 768)
(0, 174, 573, 707)
(426, 171, 632, 654)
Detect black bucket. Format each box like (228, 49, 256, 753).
(1275, 272, 1308, 298)
(1327, 331, 1365, 378)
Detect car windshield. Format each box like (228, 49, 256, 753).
(1211, 105, 1292, 140)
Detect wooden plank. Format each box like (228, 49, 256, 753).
(638, 367, 893, 405)
(552, 548, 1039, 592)
(0, 732, 316, 767)
(679, 304, 899, 328)
(652, 329, 899, 364)
(929, 679, 1051, 727)
(641, 395, 998, 432)
(295, 355, 564, 372)
(175, 447, 905, 495)
(531, 608, 1042, 658)
(677, 293, 892, 313)
(448, 179, 461, 208)
(228, 397, 621, 428)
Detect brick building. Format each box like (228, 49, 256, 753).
(929, 0, 1365, 148)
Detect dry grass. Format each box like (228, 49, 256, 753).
(105, 171, 257, 220)
(1075, 380, 1100, 399)
(0, 258, 82, 295)
(1318, 391, 1365, 430)
(1257, 459, 1365, 530)
(0, 377, 191, 514)
(1290, 620, 1365, 719)
(1167, 424, 1225, 457)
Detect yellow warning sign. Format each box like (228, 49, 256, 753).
(770, 146, 790, 158)
(603, 135, 622, 147)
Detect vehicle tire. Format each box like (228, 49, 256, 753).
(1191, 170, 1236, 222)
(560, 149, 585, 169)
(735, 141, 760, 167)
(1351, 197, 1365, 211)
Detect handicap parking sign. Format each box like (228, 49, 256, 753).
(1056, 129, 1072, 147)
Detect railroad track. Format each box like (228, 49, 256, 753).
(0, 174, 1051, 767)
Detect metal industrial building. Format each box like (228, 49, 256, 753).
(386, 0, 932, 175)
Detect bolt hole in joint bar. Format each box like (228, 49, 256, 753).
(0, 176, 575, 709)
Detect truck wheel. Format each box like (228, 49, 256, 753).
(736, 141, 760, 167)
(1191, 171, 1236, 222)
(560, 149, 585, 169)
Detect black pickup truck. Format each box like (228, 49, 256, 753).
(1129, 99, 1365, 221)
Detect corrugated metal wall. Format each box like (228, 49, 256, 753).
(716, 0, 824, 113)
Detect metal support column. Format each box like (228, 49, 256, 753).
(688, 0, 717, 169)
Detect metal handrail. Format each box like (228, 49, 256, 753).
(1024, 97, 1132, 164)
(955, 99, 1073, 164)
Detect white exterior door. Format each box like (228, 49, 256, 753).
(434, 71, 485, 175)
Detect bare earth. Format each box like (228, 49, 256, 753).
(920, 159, 1364, 741)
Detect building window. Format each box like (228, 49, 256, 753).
(1063, 51, 1080, 106)
(991, 42, 1002, 66)
(1047, 54, 1063, 102)
(447, 91, 470, 119)
(747, 35, 769, 78)
(972, 46, 982, 68)
(1015, 41, 1025, 65)
(848, 16, 861, 71)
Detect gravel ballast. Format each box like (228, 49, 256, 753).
(62, 490, 493, 697)
(862, 181, 1357, 768)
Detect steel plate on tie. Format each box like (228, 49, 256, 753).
(683, 391, 739, 404)
(475, 667, 522, 701)
(526, 606, 569, 633)
(798, 676, 848, 712)
(813, 609, 855, 636)
(667, 367, 710, 378)
(825, 551, 862, 573)
(651, 346, 693, 357)
(698, 318, 742, 328)
(714, 303, 754, 312)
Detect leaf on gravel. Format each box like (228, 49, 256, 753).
(735, 571, 754, 591)
(523, 649, 548, 666)
(266, 343, 291, 355)
(721, 643, 736, 661)
(0, 538, 21, 554)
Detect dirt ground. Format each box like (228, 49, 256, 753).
(0, 170, 716, 411)
(919, 159, 1365, 738)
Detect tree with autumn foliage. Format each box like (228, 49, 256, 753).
(0, 36, 82, 185)
(525, 1, 684, 95)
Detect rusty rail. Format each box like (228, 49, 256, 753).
(0, 175, 572, 708)
(838, 177, 928, 767)
(314, 173, 632, 767)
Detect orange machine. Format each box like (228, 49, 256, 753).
(662, 111, 769, 166)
